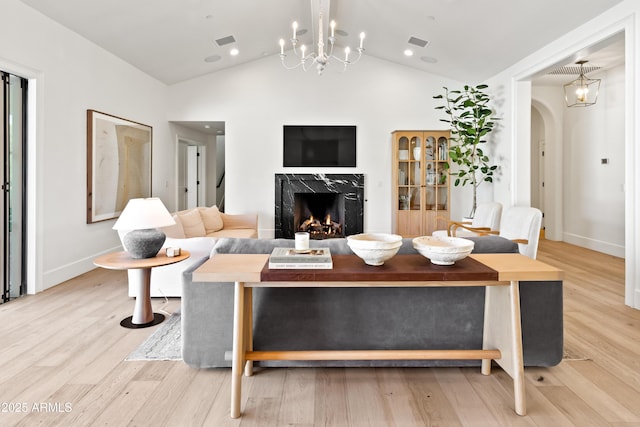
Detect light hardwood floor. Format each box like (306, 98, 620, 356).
(1, 240, 638, 426)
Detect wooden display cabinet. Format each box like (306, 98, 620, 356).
(392, 130, 450, 237)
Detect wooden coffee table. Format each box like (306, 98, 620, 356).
(94, 250, 190, 328)
(193, 253, 563, 418)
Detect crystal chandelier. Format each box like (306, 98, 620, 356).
(564, 60, 601, 107)
(278, 0, 365, 75)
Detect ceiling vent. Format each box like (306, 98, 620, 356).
(408, 36, 429, 48)
(215, 35, 236, 46)
(548, 64, 601, 75)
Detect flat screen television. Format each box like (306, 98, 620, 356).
(283, 125, 356, 167)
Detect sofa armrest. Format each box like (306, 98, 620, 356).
(220, 213, 258, 230)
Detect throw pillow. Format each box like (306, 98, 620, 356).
(199, 205, 224, 234)
(178, 208, 206, 238)
(161, 214, 186, 238)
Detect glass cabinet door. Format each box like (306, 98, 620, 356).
(397, 135, 422, 211)
(435, 136, 449, 211)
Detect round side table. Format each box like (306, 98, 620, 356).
(94, 250, 190, 328)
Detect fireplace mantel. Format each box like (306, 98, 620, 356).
(275, 174, 364, 239)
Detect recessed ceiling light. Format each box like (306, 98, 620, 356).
(404, 49, 414, 57)
(420, 56, 438, 63)
(204, 54, 222, 63)
(230, 48, 239, 56)
(335, 29, 348, 37)
(296, 29, 308, 36)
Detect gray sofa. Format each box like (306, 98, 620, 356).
(181, 236, 563, 368)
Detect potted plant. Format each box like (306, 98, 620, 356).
(433, 84, 498, 218)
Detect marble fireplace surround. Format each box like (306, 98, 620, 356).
(275, 174, 364, 239)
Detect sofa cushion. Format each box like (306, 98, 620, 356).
(178, 208, 206, 238)
(161, 214, 187, 238)
(198, 205, 224, 234)
(208, 228, 258, 240)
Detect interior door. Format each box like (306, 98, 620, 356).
(186, 145, 199, 208)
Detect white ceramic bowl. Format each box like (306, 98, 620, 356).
(412, 236, 475, 265)
(347, 233, 403, 266)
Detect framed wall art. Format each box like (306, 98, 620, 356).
(87, 109, 152, 223)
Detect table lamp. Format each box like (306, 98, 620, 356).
(112, 198, 176, 259)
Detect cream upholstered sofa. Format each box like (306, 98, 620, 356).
(125, 206, 257, 297)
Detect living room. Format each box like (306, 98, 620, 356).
(1, 0, 640, 424)
(1, 0, 638, 307)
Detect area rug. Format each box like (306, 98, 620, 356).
(126, 311, 182, 361)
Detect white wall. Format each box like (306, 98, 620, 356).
(0, 0, 171, 292)
(564, 65, 625, 255)
(485, 0, 639, 307)
(167, 54, 464, 237)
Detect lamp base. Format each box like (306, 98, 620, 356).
(123, 228, 166, 259)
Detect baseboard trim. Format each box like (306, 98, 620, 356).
(43, 246, 122, 291)
(562, 232, 624, 258)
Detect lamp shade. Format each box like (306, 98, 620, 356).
(113, 198, 175, 259)
(112, 198, 175, 230)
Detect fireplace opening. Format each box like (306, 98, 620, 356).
(275, 174, 364, 239)
(294, 193, 344, 239)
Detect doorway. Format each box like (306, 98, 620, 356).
(171, 121, 225, 212)
(518, 24, 636, 307)
(177, 139, 205, 211)
(530, 34, 625, 256)
(1, 71, 27, 304)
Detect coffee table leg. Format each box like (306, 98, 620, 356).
(483, 280, 526, 416)
(231, 281, 245, 418)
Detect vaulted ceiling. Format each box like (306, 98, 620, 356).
(19, 0, 623, 85)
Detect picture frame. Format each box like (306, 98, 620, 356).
(86, 109, 152, 224)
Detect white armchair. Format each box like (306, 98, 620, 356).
(497, 206, 542, 259)
(433, 202, 502, 238)
(433, 204, 542, 259)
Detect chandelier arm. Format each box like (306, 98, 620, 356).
(280, 55, 306, 70)
(330, 49, 364, 66)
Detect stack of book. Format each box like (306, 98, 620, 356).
(268, 247, 333, 269)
